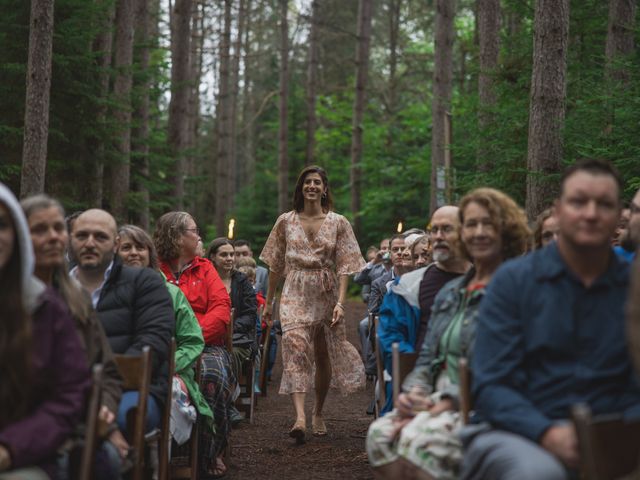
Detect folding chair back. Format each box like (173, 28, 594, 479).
(572, 403, 640, 480)
(157, 337, 176, 480)
(113, 346, 152, 480)
(391, 342, 418, 402)
(458, 357, 472, 424)
(373, 315, 385, 417)
(78, 364, 103, 480)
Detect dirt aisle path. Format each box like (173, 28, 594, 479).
(225, 300, 374, 479)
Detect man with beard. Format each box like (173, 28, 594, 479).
(376, 206, 470, 413)
(70, 209, 174, 438)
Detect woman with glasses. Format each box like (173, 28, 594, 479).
(153, 212, 233, 478)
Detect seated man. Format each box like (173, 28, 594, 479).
(70, 209, 175, 436)
(377, 207, 470, 414)
(462, 159, 640, 480)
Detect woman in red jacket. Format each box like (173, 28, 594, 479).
(154, 211, 233, 479)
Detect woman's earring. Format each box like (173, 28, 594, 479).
(322, 192, 327, 199)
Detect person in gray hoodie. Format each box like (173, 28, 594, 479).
(0, 182, 90, 479)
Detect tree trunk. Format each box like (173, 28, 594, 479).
(305, 0, 320, 166)
(110, 0, 136, 221)
(241, 0, 255, 191)
(477, 0, 500, 172)
(349, 0, 374, 236)
(277, 0, 290, 214)
(429, 0, 456, 215)
(387, 0, 401, 118)
(90, 0, 115, 208)
(525, 0, 569, 220)
(168, 0, 193, 210)
(229, 0, 247, 203)
(215, 0, 232, 234)
(605, 0, 636, 84)
(131, 0, 152, 230)
(20, 0, 55, 198)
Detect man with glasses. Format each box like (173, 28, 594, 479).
(376, 206, 470, 413)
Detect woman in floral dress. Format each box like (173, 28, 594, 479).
(261, 165, 366, 443)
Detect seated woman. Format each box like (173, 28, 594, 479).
(366, 188, 531, 480)
(153, 212, 233, 479)
(21, 194, 124, 479)
(0, 183, 90, 480)
(117, 224, 214, 445)
(206, 238, 258, 383)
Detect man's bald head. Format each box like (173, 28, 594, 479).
(74, 209, 118, 237)
(431, 205, 460, 225)
(70, 209, 119, 275)
(429, 205, 462, 266)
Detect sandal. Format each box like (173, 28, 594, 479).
(289, 419, 306, 444)
(204, 457, 227, 479)
(312, 415, 327, 436)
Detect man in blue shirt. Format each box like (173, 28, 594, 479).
(461, 159, 640, 480)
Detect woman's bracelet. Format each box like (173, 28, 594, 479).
(336, 302, 345, 310)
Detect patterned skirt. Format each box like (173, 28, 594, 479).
(198, 346, 236, 472)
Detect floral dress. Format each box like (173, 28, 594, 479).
(260, 210, 366, 394)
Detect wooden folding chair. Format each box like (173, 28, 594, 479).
(458, 357, 472, 425)
(113, 346, 152, 480)
(373, 315, 386, 417)
(258, 321, 272, 397)
(170, 357, 202, 480)
(78, 364, 103, 480)
(391, 342, 418, 402)
(572, 403, 640, 480)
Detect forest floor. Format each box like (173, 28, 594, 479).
(224, 300, 375, 480)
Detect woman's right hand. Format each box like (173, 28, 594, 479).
(395, 386, 434, 418)
(262, 303, 273, 327)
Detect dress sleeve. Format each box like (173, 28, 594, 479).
(259, 213, 288, 276)
(335, 214, 366, 276)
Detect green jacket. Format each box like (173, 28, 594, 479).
(164, 279, 214, 429)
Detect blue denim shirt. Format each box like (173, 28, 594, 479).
(472, 242, 640, 442)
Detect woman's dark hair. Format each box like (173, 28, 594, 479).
(292, 165, 333, 213)
(0, 206, 31, 429)
(118, 224, 159, 270)
(206, 237, 234, 261)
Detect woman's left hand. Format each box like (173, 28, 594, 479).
(428, 398, 455, 416)
(330, 303, 345, 327)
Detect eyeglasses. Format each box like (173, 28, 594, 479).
(184, 227, 200, 235)
(429, 225, 455, 235)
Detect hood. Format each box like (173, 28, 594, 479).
(0, 182, 45, 312)
(389, 265, 433, 309)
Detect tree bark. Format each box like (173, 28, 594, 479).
(110, 0, 136, 221)
(305, 0, 320, 166)
(168, 0, 193, 210)
(131, 0, 153, 230)
(349, 0, 374, 236)
(229, 0, 247, 203)
(525, 0, 569, 220)
(215, 0, 232, 234)
(387, 0, 401, 118)
(477, 0, 500, 172)
(277, 0, 290, 214)
(429, 0, 456, 215)
(241, 0, 255, 191)
(20, 0, 55, 198)
(90, 0, 115, 208)
(605, 0, 636, 84)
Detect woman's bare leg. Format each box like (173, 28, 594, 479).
(312, 328, 331, 434)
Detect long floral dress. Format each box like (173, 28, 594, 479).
(260, 210, 367, 395)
